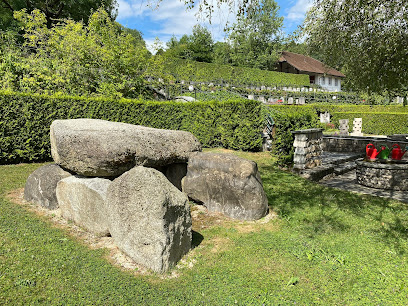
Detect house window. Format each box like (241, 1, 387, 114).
(335, 78, 338, 86)
(328, 77, 332, 85)
(321, 76, 325, 85)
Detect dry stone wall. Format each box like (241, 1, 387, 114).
(292, 129, 324, 170)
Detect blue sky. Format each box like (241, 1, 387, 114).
(116, 0, 313, 52)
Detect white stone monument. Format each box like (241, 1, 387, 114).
(320, 112, 330, 124)
(288, 97, 294, 105)
(350, 118, 363, 136)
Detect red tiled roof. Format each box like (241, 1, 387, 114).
(279, 51, 345, 78)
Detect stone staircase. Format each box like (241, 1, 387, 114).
(296, 152, 364, 181)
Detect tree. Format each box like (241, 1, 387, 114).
(0, 8, 149, 98)
(0, 0, 118, 29)
(226, 0, 283, 70)
(164, 25, 214, 62)
(213, 41, 232, 65)
(304, 0, 408, 95)
(188, 25, 214, 62)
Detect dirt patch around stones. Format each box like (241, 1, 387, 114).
(7, 189, 278, 278)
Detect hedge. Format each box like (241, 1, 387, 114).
(312, 104, 408, 114)
(0, 91, 264, 164)
(161, 59, 310, 87)
(331, 112, 408, 135)
(265, 105, 321, 165)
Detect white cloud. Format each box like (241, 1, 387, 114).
(117, 0, 151, 19)
(286, 0, 313, 22)
(117, 0, 235, 43)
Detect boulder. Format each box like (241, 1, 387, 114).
(56, 176, 111, 237)
(24, 164, 72, 210)
(50, 119, 201, 177)
(182, 152, 268, 220)
(106, 166, 192, 273)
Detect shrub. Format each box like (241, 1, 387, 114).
(266, 105, 321, 166)
(0, 91, 264, 164)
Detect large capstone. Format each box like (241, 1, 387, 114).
(182, 152, 269, 220)
(50, 119, 202, 177)
(56, 176, 111, 237)
(24, 164, 72, 210)
(106, 166, 192, 273)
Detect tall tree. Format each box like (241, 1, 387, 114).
(0, 0, 118, 29)
(188, 25, 214, 62)
(164, 25, 214, 62)
(304, 0, 408, 94)
(226, 0, 283, 70)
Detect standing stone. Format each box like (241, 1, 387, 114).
(339, 119, 349, 136)
(182, 152, 268, 221)
(288, 97, 294, 105)
(56, 176, 111, 237)
(106, 166, 192, 273)
(50, 119, 201, 177)
(24, 164, 71, 210)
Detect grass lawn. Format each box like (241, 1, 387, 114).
(1, 150, 408, 304)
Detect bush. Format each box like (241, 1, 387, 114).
(0, 91, 264, 164)
(266, 105, 321, 165)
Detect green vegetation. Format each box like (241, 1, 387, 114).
(304, 0, 407, 95)
(266, 106, 321, 165)
(0, 91, 264, 164)
(220, 0, 283, 71)
(331, 112, 408, 135)
(0, 0, 118, 30)
(312, 104, 408, 135)
(157, 58, 310, 87)
(1, 151, 408, 304)
(0, 9, 149, 98)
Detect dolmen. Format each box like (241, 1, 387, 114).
(24, 118, 269, 272)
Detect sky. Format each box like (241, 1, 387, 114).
(116, 0, 313, 52)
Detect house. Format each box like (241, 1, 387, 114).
(277, 51, 345, 92)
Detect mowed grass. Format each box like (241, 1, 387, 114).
(1, 151, 408, 304)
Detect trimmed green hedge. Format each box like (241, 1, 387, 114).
(266, 105, 321, 165)
(0, 91, 264, 164)
(312, 104, 408, 113)
(331, 112, 408, 135)
(161, 59, 310, 87)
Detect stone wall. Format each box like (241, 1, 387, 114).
(323, 135, 408, 157)
(356, 159, 408, 191)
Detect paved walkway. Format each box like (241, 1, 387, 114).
(321, 170, 408, 204)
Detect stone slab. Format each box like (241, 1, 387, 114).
(50, 119, 202, 177)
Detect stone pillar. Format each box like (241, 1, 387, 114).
(350, 118, 363, 136)
(292, 129, 324, 170)
(339, 119, 349, 136)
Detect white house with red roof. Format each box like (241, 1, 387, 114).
(277, 51, 346, 92)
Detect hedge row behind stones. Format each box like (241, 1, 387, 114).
(0, 91, 264, 164)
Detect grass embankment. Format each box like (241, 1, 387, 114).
(1, 151, 408, 304)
